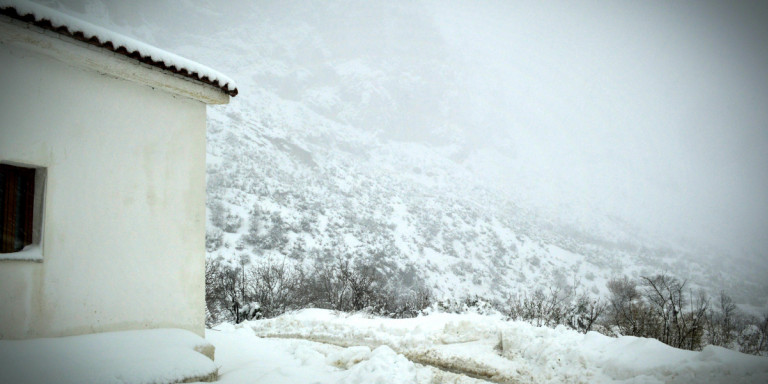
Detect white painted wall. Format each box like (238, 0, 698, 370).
(0, 19, 217, 339)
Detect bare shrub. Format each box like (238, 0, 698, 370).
(504, 283, 605, 333)
(570, 292, 606, 333)
(247, 258, 307, 318)
(206, 258, 767, 356)
(223, 213, 243, 233)
(206, 251, 434, 324)
(204, 258, 225, 327)
(384, 284, 433, 318)
(305, 256, 397, 314)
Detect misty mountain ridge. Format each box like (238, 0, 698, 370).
(204, 86, 765, 308)
(52, 0, 768, 309)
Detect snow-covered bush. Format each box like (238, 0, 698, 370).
(243, 207, 288, 251)
(737, 313, 768, 356)
(434, 295, 501, 316)
(503, 286, 604, 333)
(208, 200, 226, 229)
(239, 301, 263, 321)
(223, 213, 243, 233)
(205, 229, 224, 252)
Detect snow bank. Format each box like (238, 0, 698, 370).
(244, 309, 768, 384)
(204, 323, 486, 383)
(341, 345, 432, 384)
(0, 329, 217, 384)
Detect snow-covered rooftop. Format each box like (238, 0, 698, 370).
(0, 0, 238, 97)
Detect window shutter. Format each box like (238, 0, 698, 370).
(0, 164, 36, 253)
(21, 167, 36, 247)
(0, 165, 17, 253)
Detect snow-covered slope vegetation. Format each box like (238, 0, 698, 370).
(204, 91, 669, 302)
(54, 0, 767, 308)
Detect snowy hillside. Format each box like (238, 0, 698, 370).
(50, 0, 768, 308)
(196, 4, 766, 306)
(203, 94, 690, 303)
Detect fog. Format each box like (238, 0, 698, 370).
(427, 1, 768, 255)
(49, 0, 768, 257)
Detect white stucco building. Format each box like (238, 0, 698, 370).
(0, 1, 236, 340)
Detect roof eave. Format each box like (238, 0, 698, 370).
(0, 3, 238, 98)
(0, 16, 231, 105)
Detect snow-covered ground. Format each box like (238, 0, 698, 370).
(2, 310, 766, 383)
(0, 329, 217, 384)
(209, 309, 768, 384)
(204, 324, 480, 384)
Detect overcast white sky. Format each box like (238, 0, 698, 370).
(425, 1, 768, 254)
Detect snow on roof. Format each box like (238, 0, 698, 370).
(0, 0, 238, 97)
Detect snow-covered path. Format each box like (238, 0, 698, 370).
(205, 309, 768, 384)
(205, 323, 487, 383)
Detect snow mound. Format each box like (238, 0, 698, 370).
(0, 329, 217, 384)
(341, 345, 431, 384)
(326, 345, 371, 368)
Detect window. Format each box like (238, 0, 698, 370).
(1, 163, 43, 254)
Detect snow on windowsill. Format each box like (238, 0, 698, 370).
(0, 244, 42, 262)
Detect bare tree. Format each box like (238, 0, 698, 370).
(570, 292, 605, 333)
(311, 256, 352, 310)
(204, 258, 223, 326)
(606, 276, 648, 337)
(641, 273, 683, 345)
(247, 258, 307, 318)
(682, 288, 709, 350)
(639, 273, 708, 350)
(705, 291, 738, 347)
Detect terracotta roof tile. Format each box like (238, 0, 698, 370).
(0, 0, 238, 97)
